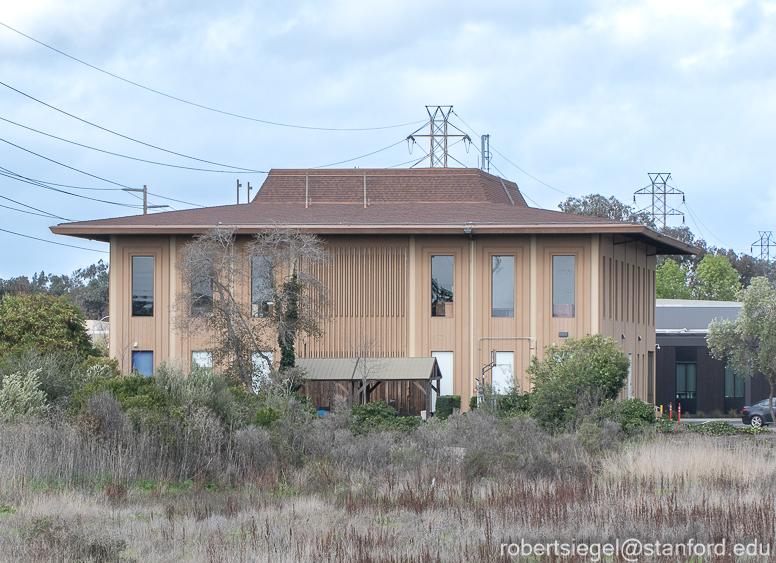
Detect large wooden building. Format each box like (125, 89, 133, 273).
(52, 168, 693, 408)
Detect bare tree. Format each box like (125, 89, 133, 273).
(246, 227, 328, 371)
(176, 227, 328, 390)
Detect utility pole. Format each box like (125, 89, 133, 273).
(633, 173, 684, 230)
(407, 106, 471, 168)
(237, 180, 242, 204)
(122, 185, 169, 215)
(480, 134, 491, 173)
(247, 181, 252, 203)
(752, 231, 775, 261)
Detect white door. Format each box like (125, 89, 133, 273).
(493, 351, 514, 394)
(431, 351, 454, 412)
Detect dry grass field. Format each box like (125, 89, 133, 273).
(0, 414, 774, 562)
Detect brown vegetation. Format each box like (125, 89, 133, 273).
(0, 410, 774, 562)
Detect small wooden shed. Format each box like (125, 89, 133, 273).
(296, 357, 442, 416)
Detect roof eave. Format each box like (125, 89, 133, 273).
(50, 222, 696, 254)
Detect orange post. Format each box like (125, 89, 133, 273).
(678, 403, 681, 423)
(669, 402, 673, 421)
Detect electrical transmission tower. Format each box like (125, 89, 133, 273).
(751, 231, 775, 261)
(407, 106, 471, 168)
(633, 173, 684, 230)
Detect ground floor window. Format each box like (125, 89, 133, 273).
(252, 352, 273, 393)
(191, 351, 213, 369)
(724, 366, 745, 398)
(132, 351, 153, 376)
(676, 362, 696, 399)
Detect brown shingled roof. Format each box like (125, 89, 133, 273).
(253, 168, 526, 206)
(49, 168, 696, 255)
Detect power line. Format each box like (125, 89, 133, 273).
(0, 227, 108, 253)
(0, 115, 259, 173)
(0, 80, 266, 172)
(312, 138, 412, 169)
(0, 20, 425, 133)
(450, 110, 573, 197)
(0, 192, 71, 221)
(0, 167, 141, 209)
(0, 201, 67, 220)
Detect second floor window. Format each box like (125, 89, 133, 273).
(132, 256, 154, 317)
(492, 255, 514, 317)
(191, 278, 213, 317)
(552, 255, 575, 318)
(431, 255, 454, 317)
(252, 256, 273, 317)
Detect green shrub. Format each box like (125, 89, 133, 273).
(469, 395, 478, 411)
(710, 409, 724, 419)
(349, 401, 421, 434)
(72, 374, 168, 413)
(0, 369, 49, 422)
(689, 420, 738, 436)
(253, 407, 283, 428)
(435, 395, 460, 420)
(594, 398, 656, 434)
(0, 294, 94, 356)
(527, 334, 629, 432)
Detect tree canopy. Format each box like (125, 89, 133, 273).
(558, 194, 655, 227)
(707, 277, 776, 423)
(693, 254, 741, 301)
(656, 258, 692, 299)
(0, 293, 93, 356)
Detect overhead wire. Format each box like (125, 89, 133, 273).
(0, 115, 259, 173)
(312, 137, 414, 169)
(0, 20, 425, 132)
(0, 192, 71, 220)
(451, 110, 573, 198)
(0, 167, 142, 209)
(0, 80, 266, 172)
(0, 227, 108, 253)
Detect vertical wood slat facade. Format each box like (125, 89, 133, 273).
(109, 230, 658, 410)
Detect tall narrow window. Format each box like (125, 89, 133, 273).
(252, 256, 273, 317)
(431, 256, 454, 317)
(676, 363, 697, 399)
(132, 256, 154, 317)
(191, 278, 213, 317)
(724, 366, 745, 398)
(552, 255, 575, 318)
(491, 256, 514, 317)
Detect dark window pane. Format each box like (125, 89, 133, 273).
(492, 256, 514, 317)
(132, 256, 154, 317)
(725, 365, 745, 398)
(252, 256, 273, 317)
(191, 277, 213, 317)
(676, 363, 696, 399)
(431, 256, 454, 317)
(552, 255, 575, 318)
(132, 351, 153, 376)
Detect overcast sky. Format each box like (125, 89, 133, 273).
(1, 0, 774, 278)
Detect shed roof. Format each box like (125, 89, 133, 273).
(296, 357, 441, 381)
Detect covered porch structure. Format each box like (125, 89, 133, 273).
(296, 357, 442, 416)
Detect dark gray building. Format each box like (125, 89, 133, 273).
(655, 299, 769, 415)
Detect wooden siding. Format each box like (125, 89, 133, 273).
(110, 231, 658, 408)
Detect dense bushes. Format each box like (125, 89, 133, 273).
(435, 395, 460, 420)
(527, 334, 630, 431)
